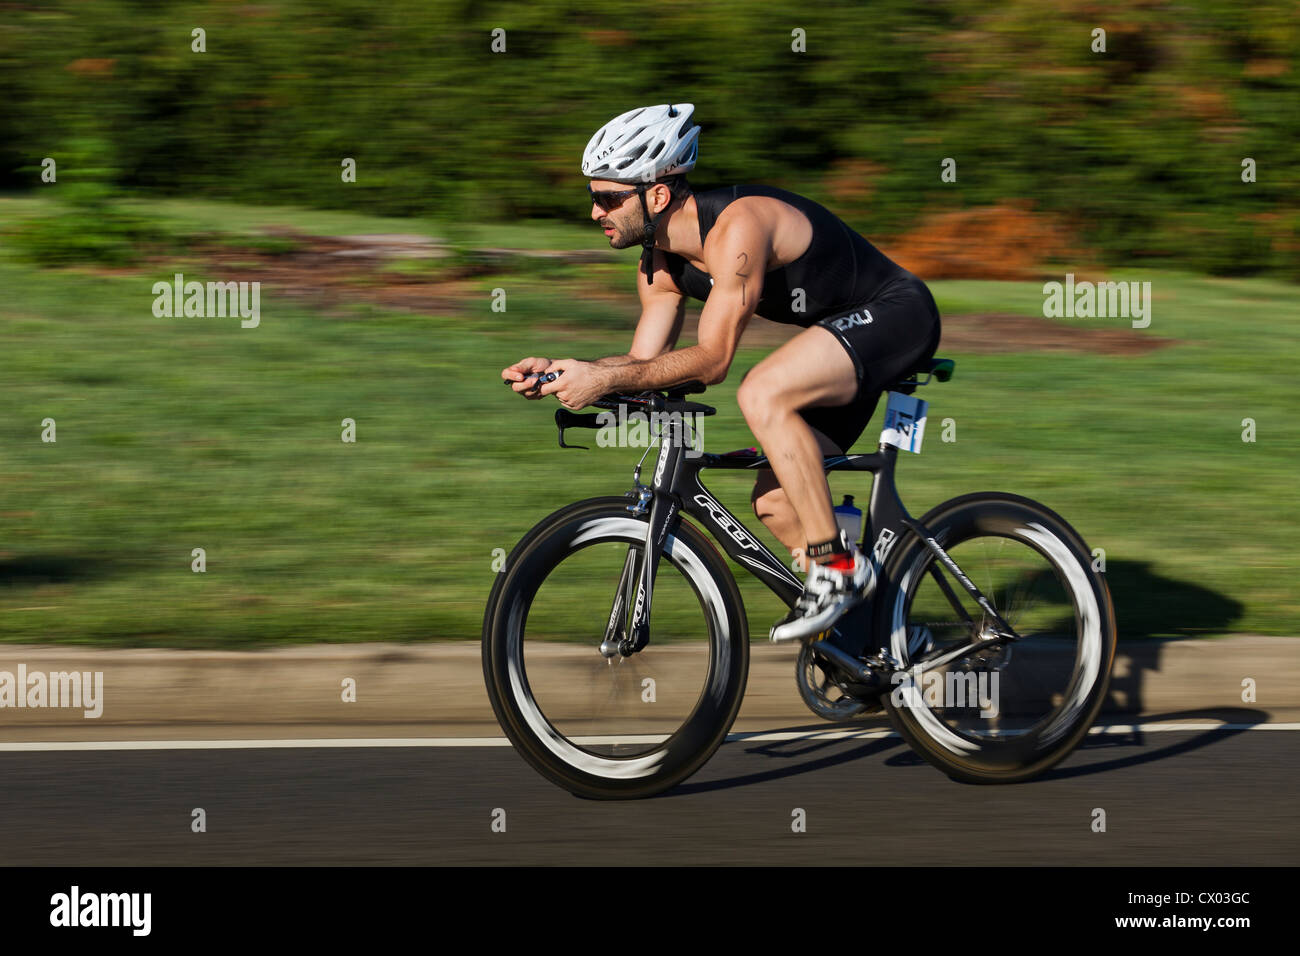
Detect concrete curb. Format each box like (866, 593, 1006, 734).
(0, 636, 1294, 738)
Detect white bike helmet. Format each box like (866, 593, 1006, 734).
(583, 104, 700, 279)
(582, 103, 700, 183)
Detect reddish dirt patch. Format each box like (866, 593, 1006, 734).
(935, 312, 1175, 355)
(147, 230, 626, 317)
(683, 312, 1174, 356)
(66, 58, 115, 76)
(363, 277, 483, 314)
(123, 229, 1174, 356)
(883, 202, 1090, 281)
(158, 231, 478, 316)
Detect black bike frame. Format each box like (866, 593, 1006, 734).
(585, 402, 1021, 662)
(616, 412, 917, 655)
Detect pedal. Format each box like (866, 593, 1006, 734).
(769, 625, 800, 645)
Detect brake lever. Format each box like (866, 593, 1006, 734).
(556, 408, 589, 449)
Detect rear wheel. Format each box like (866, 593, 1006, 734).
(881, 493, 1116, 783)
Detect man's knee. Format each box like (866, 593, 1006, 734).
(736, 366, 787, 429)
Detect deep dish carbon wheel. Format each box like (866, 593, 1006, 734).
(880, 493, 1116, 784)
(482, 497, 748, 799)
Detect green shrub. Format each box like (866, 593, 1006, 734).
(6, 204, 174, 267)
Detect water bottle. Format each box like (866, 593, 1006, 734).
(833, 495, 862, 547)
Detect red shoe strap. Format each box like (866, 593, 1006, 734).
(824, 553, 856, 573)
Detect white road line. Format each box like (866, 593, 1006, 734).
(0, 722, 1295, 752)
(0, 737, 517, 751)
(1090, 722, 1300, 733)
(732, 722, 1300, 743)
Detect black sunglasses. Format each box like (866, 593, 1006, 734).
(587, 183, 646, 212)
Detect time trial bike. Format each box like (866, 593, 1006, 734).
(482, 358, 1116, 799)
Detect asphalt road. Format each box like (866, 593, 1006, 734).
(1, 719, 1294, 865)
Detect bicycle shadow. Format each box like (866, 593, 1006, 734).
(666, 720, 903, 797)
(881, 707, 1269, 779)
(660, 561, 1254, 797)
(961, 557, 1244, 717)
(1045, 707, 1268, 777)
(663, 706, 1267, 797)
(1098, 559, 1245, 718)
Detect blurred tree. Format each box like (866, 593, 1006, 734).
(0, 0, 1295, 276)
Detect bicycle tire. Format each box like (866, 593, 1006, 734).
(879, 492, 1116, 783)
(482, 496, 749, 799)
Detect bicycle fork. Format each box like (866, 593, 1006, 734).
(600, 434, 687, 659)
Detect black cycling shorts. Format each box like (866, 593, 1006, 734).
(798, 272, 941, 453)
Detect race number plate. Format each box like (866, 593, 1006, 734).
(881, 391, 928, 453)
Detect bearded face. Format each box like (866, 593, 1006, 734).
(589, 179, 684, 251)
(590, 184, 645, 249)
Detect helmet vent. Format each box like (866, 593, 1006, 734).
(616, 144, 648, 169)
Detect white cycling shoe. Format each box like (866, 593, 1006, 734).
(770, 545, 874, 644)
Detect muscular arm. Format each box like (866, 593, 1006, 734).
(596, 217, 765, 390)
(587, 250, 686, 368)
(595, 222, 764, 374)
(509, 253, 681, 390)
(541, 215, 769, 408)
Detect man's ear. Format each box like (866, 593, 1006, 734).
(653, 182, 675, 213)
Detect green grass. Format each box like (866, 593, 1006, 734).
(1, 193, 608, 265)
(122, 197, 601, 250)
(0, 201, 1297, 646)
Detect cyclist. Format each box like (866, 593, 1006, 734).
(502, 103, 941, 643)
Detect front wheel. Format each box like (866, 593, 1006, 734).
(880, 493, 1116, 783)
(482, 497, 749, 799)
